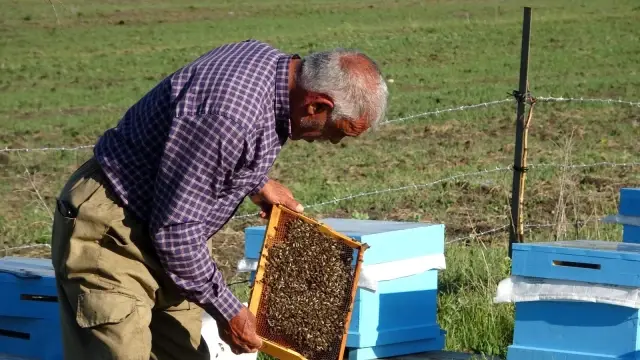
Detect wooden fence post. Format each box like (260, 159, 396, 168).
(509, 7, 533, 258)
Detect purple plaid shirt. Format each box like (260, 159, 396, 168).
(93, 39, 297, 321)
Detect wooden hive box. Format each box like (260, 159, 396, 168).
(508, 240, 640, 360)
(0, 257, 62, 360)
(244, 217, 446, 360)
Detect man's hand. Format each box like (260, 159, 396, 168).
(250, 179, 304, 219)
(218, 306, 263, 354)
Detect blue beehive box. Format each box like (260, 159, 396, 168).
(244, 218, 446, 360)
(508, 240, 640, 360)
(620, 188, 640, 244)
(0, 257, 62, 360)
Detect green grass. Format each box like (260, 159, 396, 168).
(1, 0, 640, 358)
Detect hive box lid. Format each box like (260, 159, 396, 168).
(0, 257, 58, 319)
(244, 218, 444, 265)
(512, 240, 640, 288)
(620, 188, 640, 217)
(0, 257, 55, 282)
(320, 218, 437, 234)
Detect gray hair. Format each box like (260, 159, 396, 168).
(296, 49, 388, 129)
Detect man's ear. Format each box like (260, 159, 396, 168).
(306, 93, 334, 115)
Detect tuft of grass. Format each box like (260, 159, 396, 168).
(437, 244, 514, 357)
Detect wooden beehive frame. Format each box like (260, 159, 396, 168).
(248, 204, 369, 360)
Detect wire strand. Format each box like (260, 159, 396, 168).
(2, 95, 638, 153)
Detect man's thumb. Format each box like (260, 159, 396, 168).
(286, 199, 304, 213)
(249, 333, 263, 351)
(241, 317, 263, 351)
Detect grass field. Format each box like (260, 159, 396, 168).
(1, 0, 640, 358)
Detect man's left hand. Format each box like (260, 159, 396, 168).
(250, 179, 303, 219)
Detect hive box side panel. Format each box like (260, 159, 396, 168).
(512, 301, 640, 357)
(359, 225, 444, 265)
(0, 317, 62, 360)
(620, 188, 640, 217)
(623, 225, 640, 244)
(244, 226, 267, 260)
(0, 257, 59, 320)
(507, 346, 638, 360)
(348, 270, 439, 347)
(391, 351, 500, 360)
(0, 281, 58, 319)
(512, 240, 640, 260)
(347, 331, 446, 360)
(511, 246, 640, 288)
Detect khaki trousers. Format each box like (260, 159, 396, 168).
(51, 158, 211, 360)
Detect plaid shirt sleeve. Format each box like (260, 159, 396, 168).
(148, 112, 255, 321)
(246, 135, 280, 197)
(248, 174, 269, 197)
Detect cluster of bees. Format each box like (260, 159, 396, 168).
(260, 218, 355, 359)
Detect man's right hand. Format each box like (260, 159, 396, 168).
(218, 306, 263, 354)
(249, 178, 304, 219)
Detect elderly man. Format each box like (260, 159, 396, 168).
(50, 39, 388, 360)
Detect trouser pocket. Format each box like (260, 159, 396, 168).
(51, 199, 77, 276)
(51, 159, 103, 276)
(76, 291, 138, 328)
(72, 290, 152, 360)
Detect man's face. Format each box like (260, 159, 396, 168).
(320, 115, 370, 144)
(290, 98, 370, 144)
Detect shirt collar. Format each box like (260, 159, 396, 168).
(274, 54, 299, 139)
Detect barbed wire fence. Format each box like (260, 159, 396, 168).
(3, 96, 638, 154)
(1, 95, 639, 258)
